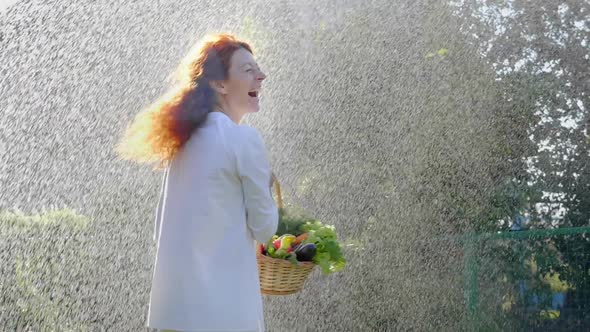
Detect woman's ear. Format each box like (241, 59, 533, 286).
(209, 80, 228, 95)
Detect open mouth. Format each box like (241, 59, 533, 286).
(248, 91, 258, 98)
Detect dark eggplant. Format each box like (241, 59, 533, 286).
(294, 243, 317, 262)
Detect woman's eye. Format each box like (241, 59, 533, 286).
(246, 68, 253, 72)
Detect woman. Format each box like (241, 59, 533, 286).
(116, 33, 279, 332)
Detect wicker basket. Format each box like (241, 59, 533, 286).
(256, 173, 315, 295)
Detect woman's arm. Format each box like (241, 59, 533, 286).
(235, 126, 279, 244)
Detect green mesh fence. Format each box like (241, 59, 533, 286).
(464, 227, 590, 331)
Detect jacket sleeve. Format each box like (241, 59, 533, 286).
(235, 126, 279, 244)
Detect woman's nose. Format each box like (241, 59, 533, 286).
(257, 70, 267, 81)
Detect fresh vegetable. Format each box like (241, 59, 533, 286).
(266, 246, 276, 256)
(273, 234, 296, 250)
(264, 234, 297, 262)
(299, 221, 346, 274)
(294, 243, 316, 262)
(275, 208, 314, 236)
(294, 233, 308, 245)
(259, 208, 346, 274)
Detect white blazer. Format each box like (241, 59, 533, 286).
(147, 111, 279, 332)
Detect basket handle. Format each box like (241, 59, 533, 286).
(271, 172, 284, 209)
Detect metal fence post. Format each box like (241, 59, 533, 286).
(464, 232, 479, 331)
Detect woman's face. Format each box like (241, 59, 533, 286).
(218, 47, 266, 115)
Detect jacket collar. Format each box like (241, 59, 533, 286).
(207, 111, 232, 123)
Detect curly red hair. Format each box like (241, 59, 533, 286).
(115, 33, 253, 170)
